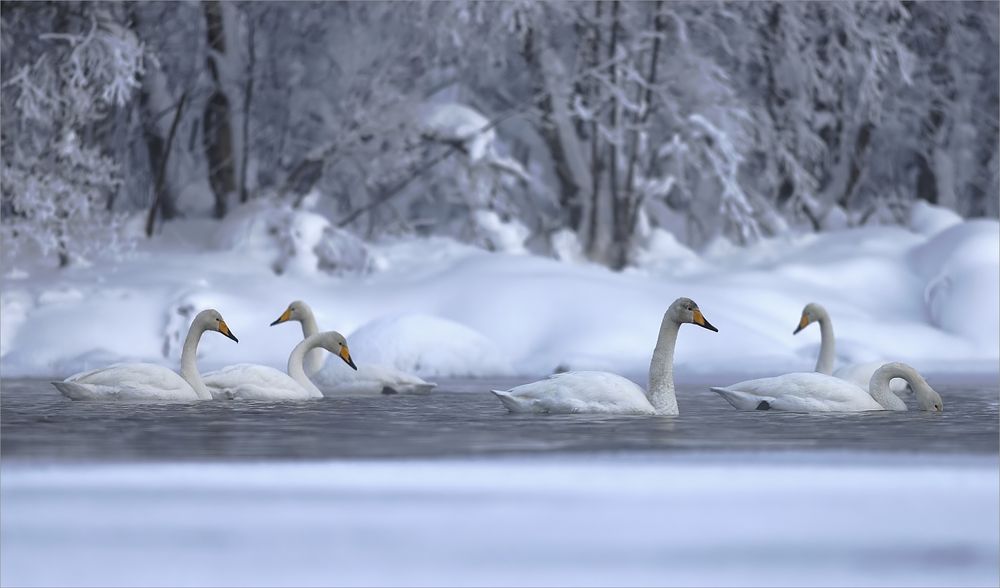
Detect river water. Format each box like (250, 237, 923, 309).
(2, 375, 998, 587)
(1, 376, 997, 462)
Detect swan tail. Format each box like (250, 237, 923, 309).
(491, 389, 520, 413)
(710, 386, 759, 411)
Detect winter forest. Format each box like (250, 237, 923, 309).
(2, 1, 998, 271)
(3, 4, 1000, 586)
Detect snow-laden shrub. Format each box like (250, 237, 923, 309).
(1, 131, 131, 267)
(212, 200, 376, 276)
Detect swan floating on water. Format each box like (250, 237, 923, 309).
(271, 300, 436, 395)
(204, 331, 357, 400)
(52, 309, 239, 401)
(491, 297, 718, 415)
(711, 361, 943, 412)
(795, 302, 909, 395)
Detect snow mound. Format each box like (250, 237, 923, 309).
(631, 228, 705, 274)
(212, 200, 374, 276)
(909, 201, 963, 236)
(472, 210, 530, 254)
(908, 221, 1000, 352)
(0, 290, 33, 357)
(347, 314, 513, 378)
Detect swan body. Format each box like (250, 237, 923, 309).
(53, 364, 204, 401)
(795, 303, 909, 395)
(204, 364, 317, 400)
(204, 331, 356, 400)
(712, 362, 943, 413)
(52, 309, 239, 401)
(711, 372, 885, 412)
(493, 371, 656, 415)
(270, 300, 436, 395)
(492, 297, 718, 415)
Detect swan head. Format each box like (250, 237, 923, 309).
(904, 367, 944, 412)
(794, 302, 827, 334)
(669, 297, 718, 332)
(270, 300, 311, 326)
(197, 309, 239, 343)
(317, 331, 358, 370)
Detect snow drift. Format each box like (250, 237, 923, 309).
(1, 204, 997, 380)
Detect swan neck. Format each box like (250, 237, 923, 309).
(815, 311, 836, 374)
(180, 321, 211, 400)
(299, 309, 325, 376)
(647, 316, 680, 415)
(288, 335, 324, 397)
(868, 364, 910, 411)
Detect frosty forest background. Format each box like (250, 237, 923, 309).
(2, 1, 998, 272)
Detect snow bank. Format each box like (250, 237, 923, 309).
(909, 201, 963, 236)
(2, 453, 997, 587)
(1, 216, 997, 379)
(909, 220, 1000, 355)
(348, 313, 513, 378)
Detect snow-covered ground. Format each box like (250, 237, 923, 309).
(2, 452, 997, 587)
(1, 202, 997, 380)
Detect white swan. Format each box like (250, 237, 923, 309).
(492, 297, 718, 415)
(203, 331, 357, 400)
(795, 302, 909, 395)
(711, 362, 943, 413)
(270, 300, 436, 395)
(52, 309, 239, 401)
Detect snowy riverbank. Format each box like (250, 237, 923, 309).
(2, 203, 997, 380)
(2, 452, 997, 587)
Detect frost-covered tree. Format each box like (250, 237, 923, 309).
(3, 0, 996, 271)
(1, 2, 144, 266)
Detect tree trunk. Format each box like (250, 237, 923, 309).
(202, 0, 236, 218)
(239, 14, 255, 203)
(590, 0, 619, 267)
(522, 26, 594, 250)
(584, 0, 603, 252)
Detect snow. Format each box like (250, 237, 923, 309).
(908, 201, 963, 236)
(347, 313, 513, 378)
(420, 102, 495, 162)
(2, 453, 997, 587)
(1, 213, 997, 380)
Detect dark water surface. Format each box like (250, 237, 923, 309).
(2, 375, 997, 463)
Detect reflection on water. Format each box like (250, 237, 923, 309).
(1, 376, 997, 462)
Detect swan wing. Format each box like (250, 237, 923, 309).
(57, 363, 197, 401)
(203, 364, 311, 400)
(713, 372, 884, 412)
(493, 371, 655, 415)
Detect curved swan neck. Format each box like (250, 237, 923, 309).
(297, 306, 325, 376)
(647, 314, 680, 415)
(815, 308, 836, 375)
(179, 322, 212, 400)
(288, 334, 325, 397)
(868, 364, 911, 411)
